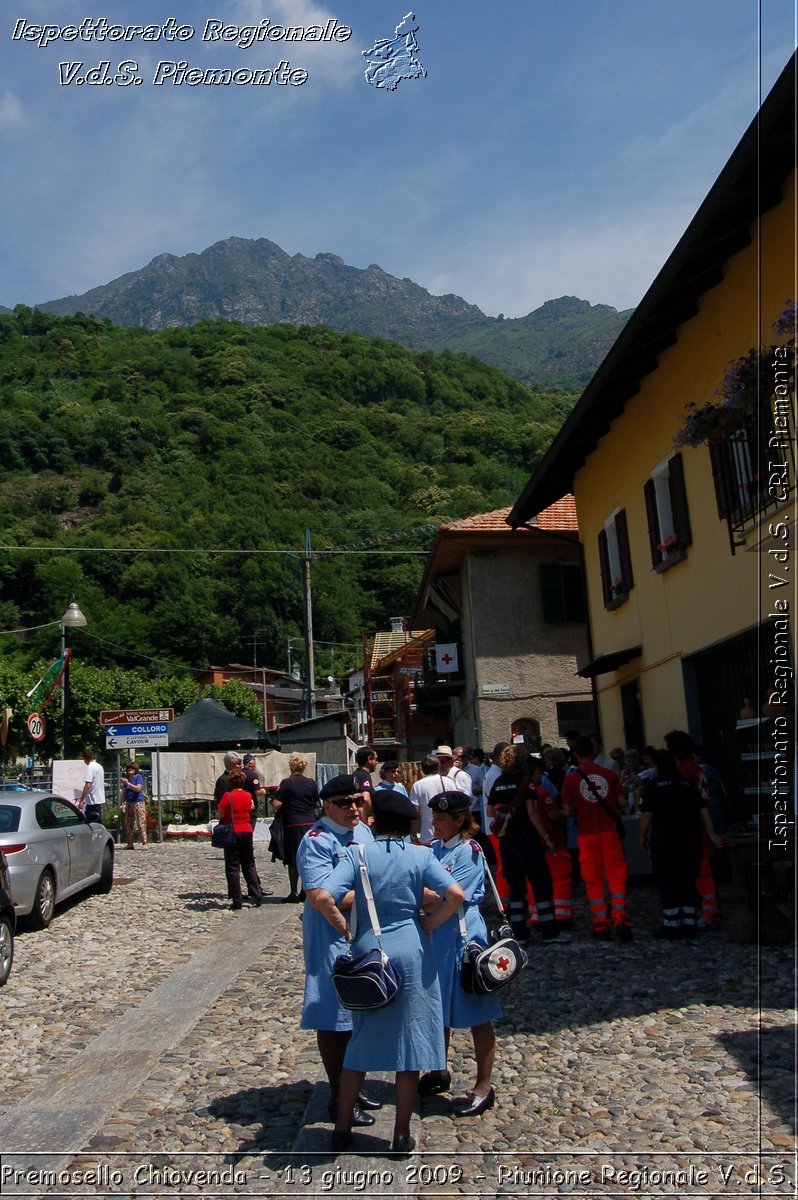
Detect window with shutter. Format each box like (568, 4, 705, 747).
(539, 564, 586, 623)
(599, 510, 633, 609)
(645, 453, 690, 571)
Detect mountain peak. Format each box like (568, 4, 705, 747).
(34, 237, 632, 386)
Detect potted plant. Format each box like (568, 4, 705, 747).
(674, 300, 795, 448)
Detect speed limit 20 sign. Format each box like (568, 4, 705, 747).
(27, 712, 46, 742)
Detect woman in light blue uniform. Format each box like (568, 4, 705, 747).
(422, 789, 501, 1118)
(314, 788, 465, 1154)
(296, 774, 380, 1129)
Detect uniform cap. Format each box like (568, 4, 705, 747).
(428, 790, 471, 814)
(319, 773, 360, 801)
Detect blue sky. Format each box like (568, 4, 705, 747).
(2, 1, 795, 318)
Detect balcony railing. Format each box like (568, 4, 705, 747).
(709, 395, 795, 553)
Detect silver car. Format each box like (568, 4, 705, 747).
(0, 791, 114, 928)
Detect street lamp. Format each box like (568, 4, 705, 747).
(60, 601, 87, 759)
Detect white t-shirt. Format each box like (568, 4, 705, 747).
(83, 760, 106, 807)
(447, 765, 473, 796)
(482, 763, 503, 828)
(409, 773, 455, 844)
(464, 763, 484, 812)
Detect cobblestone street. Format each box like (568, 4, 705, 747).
(0, 840, 794, 1198)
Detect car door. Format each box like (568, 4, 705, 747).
(33, 797, 73, 892)
(49, 799, 97, 886)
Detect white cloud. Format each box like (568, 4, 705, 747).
(419, 202, 698, 317)
(0, 93, 26, 131)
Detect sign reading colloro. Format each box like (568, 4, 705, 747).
(105, 722, 170, 750)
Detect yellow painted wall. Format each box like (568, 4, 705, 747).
(574, 169, 796, 746)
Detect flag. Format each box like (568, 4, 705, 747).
(26, 650, 71, 711)
(435, 643, 459, 673)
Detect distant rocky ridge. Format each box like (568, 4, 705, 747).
(35, 237, 632, 386)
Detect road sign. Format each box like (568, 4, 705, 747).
(100, 708, 174, 725)
(27, 712, 46, 741)
(105, 722, 170, 750)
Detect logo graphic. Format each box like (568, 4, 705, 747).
(363, 12, 426, 91)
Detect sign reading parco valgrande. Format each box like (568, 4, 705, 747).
(100, 709, 174, 725)
(101, 709, 173, 750)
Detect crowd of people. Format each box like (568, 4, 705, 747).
(207, 729, 726, 1153)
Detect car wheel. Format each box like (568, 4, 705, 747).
(0, 914, 13, 986)
(95, 845, 114, 894)
(28, 869, 55, 930)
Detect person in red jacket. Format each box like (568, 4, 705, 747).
(216, 768, 264, 910)
(561, 736, 631, 942)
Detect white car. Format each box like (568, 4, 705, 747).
(0, 790, 114, 928)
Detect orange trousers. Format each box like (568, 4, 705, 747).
(546, 848, 573, 921)
(695, 833, 720, 923)
(578, 831, 629, 931)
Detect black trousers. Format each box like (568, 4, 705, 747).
(500, 824, 557, 938)
(224, 833, 263, 903)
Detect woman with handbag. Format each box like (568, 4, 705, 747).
(314, 789, 465, 1155)
(421, 789, 501, 1117)
(215, 768, 264, 910)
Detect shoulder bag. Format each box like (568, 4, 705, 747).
(332, 843, 400, 1010)
(211, 792, 238, 849)
(577, 769, 626, 840)
(460, 846, 528, 994)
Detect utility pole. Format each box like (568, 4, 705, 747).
(303, 528, 316, 719)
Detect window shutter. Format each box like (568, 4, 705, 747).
(598, 530, 612, 607)
(539, 563, 565, 623)
(643, 479, 661, 567)
(615, 508, 634, 591)
(668, 452, 692, 549)
(563, 564, 586, 622)
(708, 441, 732, 519)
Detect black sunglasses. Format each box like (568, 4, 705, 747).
(329, 795, 365, 807)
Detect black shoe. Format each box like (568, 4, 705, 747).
(230, 902, 243, 911)
(453, 1088, 495, 1118)
(615, 923, 633, 943)
(592, 927, 612, 942)
(331, 1131, 352, 1153)
(328, 1101, 375, 1127)
(282, 894, 299, 903)
(417, 1070, 451, 1096)
(357, 1092, 382, 1111)
(390, 1135, 415, 1155)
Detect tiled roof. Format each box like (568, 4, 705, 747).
(441, 496, 578, 534)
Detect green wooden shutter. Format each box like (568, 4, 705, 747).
(539, 563, 565, 623)
(668, 452, 692, 549)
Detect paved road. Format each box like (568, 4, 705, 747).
(0, 840, 794, 1198)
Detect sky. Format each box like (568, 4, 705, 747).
(1, 1, 795, 319)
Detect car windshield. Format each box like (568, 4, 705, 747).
(0, 805, 22, 833)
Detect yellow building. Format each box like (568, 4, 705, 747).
(509, 52, 795, 835)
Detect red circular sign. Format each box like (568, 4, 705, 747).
(27, 713, 46, 742)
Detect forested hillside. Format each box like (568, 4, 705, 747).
(0, 307, 578, 683)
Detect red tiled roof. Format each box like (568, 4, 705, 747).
(441, 496, 578, 534)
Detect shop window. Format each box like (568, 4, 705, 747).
(644, 451, 692, 571)
(598, 509, 634, 610)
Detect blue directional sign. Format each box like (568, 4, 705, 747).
(105, 722, 170, 749)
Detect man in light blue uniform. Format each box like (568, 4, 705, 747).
(296, 773, 380, 1126)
